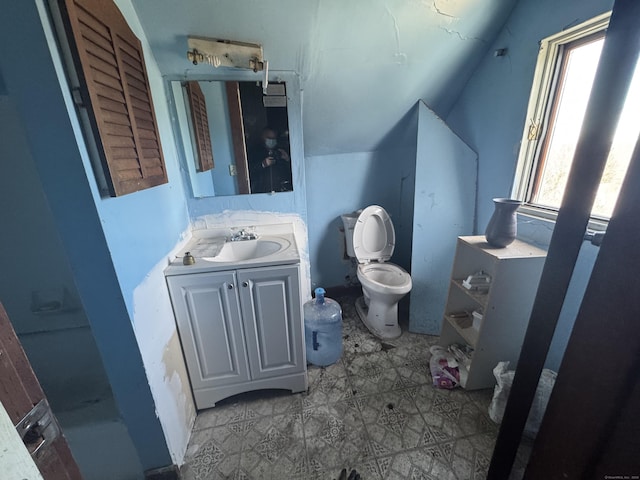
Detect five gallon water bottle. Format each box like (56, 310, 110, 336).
(304, 287, 343, 366)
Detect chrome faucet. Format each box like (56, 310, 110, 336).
(229, 228, 258, 242)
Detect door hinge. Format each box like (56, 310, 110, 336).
(15, 399, 60, 459)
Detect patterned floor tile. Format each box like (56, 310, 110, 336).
(394, 363, 432, 388)
(185, 424, 245, 457)
(414, 385, 498, 438)
(339, 296, 360, 321)
(303, 362, 354, 406)
(344, 330, 383, 355)
(181, 425, 244, 479)
(239, 412, 306, 479)
(344, 350, 393, 375)
(377, 448, 457, 480)
(359, 389, 430, 454)
(340, 300, 388, 356)
(388, 331, 439, 350)
(449, 433, 496, 480)
(182, 294, 516, 480)
(304, 400, 373, 471)
(465, 387, 496, 412)
(313, 460, 383, 480)
(307, 360, 349, 381)
(304, 372, 354, 406)
(180, 459, 241, 480)
(344, 350, 402, 398)
(242, 389, 303, 418)
(387, 345, 430, 369)
(193, 401, 247, 430)
(417, 423, 453, 451)
(349, 366, 405, 397)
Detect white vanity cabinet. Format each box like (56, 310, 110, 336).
(167, 264, 306, 409)
(438, 236, 547, 390)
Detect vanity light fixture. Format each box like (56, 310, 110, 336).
(187, 36, 270, 93)
(187, 37, 265, 72)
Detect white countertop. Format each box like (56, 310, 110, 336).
(165, 230, 300, 276)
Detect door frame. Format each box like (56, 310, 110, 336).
(0, 302, 83, 479)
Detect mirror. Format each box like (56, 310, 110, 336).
(170, 79, 293, 197)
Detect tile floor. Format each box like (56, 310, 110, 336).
(180, 296, 530, 479)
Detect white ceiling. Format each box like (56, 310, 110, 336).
(131, 0, 517, 156)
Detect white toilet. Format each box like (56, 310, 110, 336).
(341, 205, 412, 339)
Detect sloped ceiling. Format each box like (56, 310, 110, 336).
(131, 0, 516, 156)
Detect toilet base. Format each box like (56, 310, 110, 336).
(355, 296, 402, 340)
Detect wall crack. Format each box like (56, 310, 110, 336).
(439, 25, 487, 43)
(432, 0, 457, 19)
(384, 5, 407, 64)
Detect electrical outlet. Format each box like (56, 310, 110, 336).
(229, 165, 237, 176)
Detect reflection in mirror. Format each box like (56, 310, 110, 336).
(172, 80, 292, 197)
(185, 81, 214, 173)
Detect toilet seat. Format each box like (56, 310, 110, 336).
(357, 263, 411, 294)
(353, 205, 395, 264)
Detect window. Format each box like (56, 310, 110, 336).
(56, 0, 168, 196)
(513, 12, 640, 226)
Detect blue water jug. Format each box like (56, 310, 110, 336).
(304, 287, 343, 366)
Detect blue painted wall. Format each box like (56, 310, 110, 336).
(1, 0, 615, 473)
(0, 0, 188, 470)
(409, 102, 477, 335)
(305, 143, 417, 289)
(447, 0, 614, 229)
(516, 220, 598, 370)
(130, 0, 517, 296)
(446, 0, 613, 370)
(131, 0, 517, 156)
(79, 0, 191, 316)
(0, 98, 126, 471)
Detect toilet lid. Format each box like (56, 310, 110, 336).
(353, 205, 395, 264)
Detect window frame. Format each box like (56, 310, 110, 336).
(512, 12, 611, 230)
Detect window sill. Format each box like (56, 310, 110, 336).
(518, 204, 608, 232)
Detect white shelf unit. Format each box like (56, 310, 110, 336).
(439, 236, 547, 390)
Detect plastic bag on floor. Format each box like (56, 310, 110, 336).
(488, 361, 557, 437)
(429, 345, 462, 389)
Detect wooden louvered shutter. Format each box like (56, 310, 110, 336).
(186, 82, 214, 172)
(59, 0, 168, 196)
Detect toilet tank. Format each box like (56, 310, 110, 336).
(341, 212, 359, 257)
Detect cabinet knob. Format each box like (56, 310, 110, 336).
(227, 283, 234, 289)
(242, 281, 249, 288)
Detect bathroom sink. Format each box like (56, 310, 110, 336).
(203, 237, 290, 262)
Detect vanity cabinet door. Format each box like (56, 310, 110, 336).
(167, 271, 250, 390)
(237, 265, 304, 381)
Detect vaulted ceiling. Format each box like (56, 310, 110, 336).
(132, 0, 517, 156)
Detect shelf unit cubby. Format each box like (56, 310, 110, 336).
(439, 236, 547, 390)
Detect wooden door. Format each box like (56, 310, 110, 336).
(225, 81, 251, 194)
(0, 303, 83, 479)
